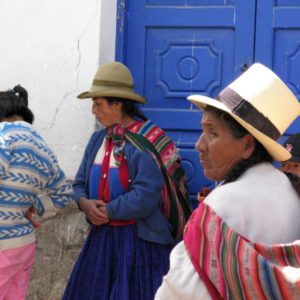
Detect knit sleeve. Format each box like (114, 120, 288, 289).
(0, 134, 11, 178)
(33, 145, 75, 215)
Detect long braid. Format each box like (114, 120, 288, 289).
(223, 142, 272, 184)
(284, 172, 300, 197)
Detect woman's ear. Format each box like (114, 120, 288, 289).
(114, 101, 123, 112)
(242, 134, 255, 159)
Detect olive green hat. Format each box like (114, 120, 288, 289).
(77, 62, 147, 104)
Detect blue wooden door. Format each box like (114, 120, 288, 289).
(115, 0, 300, 206)
(116, 0, 257, 206)
(255, 0, 300, 142)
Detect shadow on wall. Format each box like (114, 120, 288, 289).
(27, 202, 89, 300)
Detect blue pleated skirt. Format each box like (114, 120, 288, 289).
(62, 224, 172, 300)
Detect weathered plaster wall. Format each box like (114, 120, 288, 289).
(0, 0, 116, 179)
(0, 1, 117, 299)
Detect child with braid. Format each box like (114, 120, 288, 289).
(0, 85, 74, 300)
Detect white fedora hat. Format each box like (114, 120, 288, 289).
(187, 63, 300, 161)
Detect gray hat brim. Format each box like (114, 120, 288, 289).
(77, 87, 147, 104)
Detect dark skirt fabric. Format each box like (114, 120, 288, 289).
(62, 224, 172, 300)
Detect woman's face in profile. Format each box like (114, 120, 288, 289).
(92, 97, 122, 128)
(195, 110, 249, 181)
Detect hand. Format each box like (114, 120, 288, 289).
(25, 206, 42, 228)
(79, 197, 110, 226)
(197, 192, 205, 203)
(97, 203, 109, 220)
(197, 187, 211, 203)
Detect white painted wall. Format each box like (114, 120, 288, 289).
(0, 0, 117, 178)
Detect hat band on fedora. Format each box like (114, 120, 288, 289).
(216, 88, 281, 141)
(93, 79, 134, 89)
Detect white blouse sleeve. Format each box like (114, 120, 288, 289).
(155, 241, 212, 300)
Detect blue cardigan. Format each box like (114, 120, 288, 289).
(73, 129, 174, 245)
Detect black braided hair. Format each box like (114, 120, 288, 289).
(284, 172, 300, 197)
(11, 85, 28, 106)
(105, 97, 148, 121)
(223, 142, 273, 184)
(0, 85, 34, 124)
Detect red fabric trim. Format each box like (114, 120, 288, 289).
(98, 139, 112, 202)
(184, 208, 221, 300)
(110, 220, 136, 226)
(126, 120, 142, 131)
(188, 250, 221, 299)
(98, 136, 136, 226)
(119, 158, 129, 192)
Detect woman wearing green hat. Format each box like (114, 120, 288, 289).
(63, 62, 191, 299)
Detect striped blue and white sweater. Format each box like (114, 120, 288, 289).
(0, 121, 74, 250)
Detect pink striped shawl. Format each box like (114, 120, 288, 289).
(184, 203, 300, 300)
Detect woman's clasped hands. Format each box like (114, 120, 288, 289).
(78, 197, 110, 226)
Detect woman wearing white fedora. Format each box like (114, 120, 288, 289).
(62, 62, 191, 299)
(155, 63, 300, 300)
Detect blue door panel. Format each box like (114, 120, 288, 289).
(145, 0, 236, 7)
(178, 148, 214, 192)
(255, 0, 300, 140)
(165, 130, 199, 148)
(276, 0, 300, 5)
(147, 0, 235, 5)
(147, 28, 234, 105)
